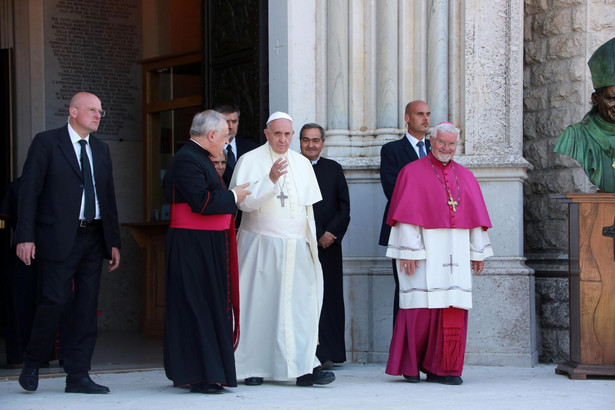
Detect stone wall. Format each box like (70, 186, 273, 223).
(523, 0, 615, 362)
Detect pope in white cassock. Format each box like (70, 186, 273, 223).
(230, 112, 336, 387)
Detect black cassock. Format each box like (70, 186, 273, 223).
(163, 141, 238, 387)
(312, 157, 351, 363)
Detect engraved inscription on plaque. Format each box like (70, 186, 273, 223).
(44, 0, 142, 141)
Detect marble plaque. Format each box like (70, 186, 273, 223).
(44, 0, 142, 141)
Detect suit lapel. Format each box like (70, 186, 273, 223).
(58, 126, 83, 179)
(400, 136, 418, 162)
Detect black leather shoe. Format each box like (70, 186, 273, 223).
(190, 383, 226, 394)
(314, 369, 335, 385)
(425, 372, 463, 385)
(19, 365, 39, 392)
(403, 375, 420, 383)
(296, 369, 336, 386)
(65, 376, 110, 394)
(244, 377, 263, 386)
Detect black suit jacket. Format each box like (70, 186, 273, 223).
(378, 136, 430, 246)
(312, 157, 351, 244)
(16, 125, 121, 261)
(222, 137, 259, 186)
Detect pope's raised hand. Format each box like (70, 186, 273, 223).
(269, 158, 288, 184)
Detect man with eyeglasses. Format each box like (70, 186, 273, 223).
(15, 92, 121, 394)
(384, 122, 493, 385)
(300, 123, 350, 370)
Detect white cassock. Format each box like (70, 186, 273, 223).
(386, 224, 493, 310)
(230, 143, 323, 380)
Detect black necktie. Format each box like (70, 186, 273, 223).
(417, 140, 427, 158)
(79, 140, 95, 222)
(226, 144, 236, 168)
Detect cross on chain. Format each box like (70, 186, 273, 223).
(442, 254, 458, 274)
(447, 195, 458, 212)
(277, 190, 289, 207)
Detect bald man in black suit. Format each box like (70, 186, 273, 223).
(16, 92, 121, 394)
(379, 100, 431, 324)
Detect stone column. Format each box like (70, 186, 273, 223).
(427, 0, 448, 124)
(376, 0, 398, 130)
(462, 0, 536, 366)
(268, 0, 318, 151)
(327, 0, 349, 130)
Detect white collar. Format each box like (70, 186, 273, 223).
(405, 132, 426, 147)
(68, 123, 89, 144)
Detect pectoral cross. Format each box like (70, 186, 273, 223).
(447, 195, 458, 212)
(603, 218, 615, 261)
(277, 190, 288, 207)
(443, 254, 458, 274)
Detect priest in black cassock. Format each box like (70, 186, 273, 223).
(300, 123, 351, 368)
(163, 110, 251, 394)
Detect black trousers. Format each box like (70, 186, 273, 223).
(24, 224, 104, 380)
(3, 246, 38, 365)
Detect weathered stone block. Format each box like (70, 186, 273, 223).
(571, 167, 597, 191)
(530, 61, 562, 86)
(524, 66, 531, 88)
(524, 0, 549, 15)
(525, 40, 547, 64)
(540, 9, 573, 37)
(524, 140, 550, 169)
(589, 5, 615, 31)
(539, 328, 570, 363)
(541, 302, 569, 328)
(537, 277, 569, 302)
(550, 82, 582, 108)
(547, 33, 584, 60)
(536, 106, 582, 138)
(551, 0, 585, 8)
(524, 191, 569, 224)
(525, 214, 566, 249)
(571, 6, 586, 31)
(524, 112, 537, 140)
(568, 57, 587, 82)
(524, 15, 534, 41)
(524, 86, 549, 111)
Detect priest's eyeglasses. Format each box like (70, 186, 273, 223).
(74, 107, 106, 117)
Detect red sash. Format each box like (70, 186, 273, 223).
(169, 201, 240, 350)
(441, 307, 464, 372)
(170, 203, 232, 230)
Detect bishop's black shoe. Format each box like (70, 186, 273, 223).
(425, 372, 463, 385)
(189, 382, 226, 394)
(244, 377, 264, 386)
(296, 369, 336, 386)
(403, 375, 420, 383)
(65, 376, 110, 394)
(19, 365, 39, 392)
